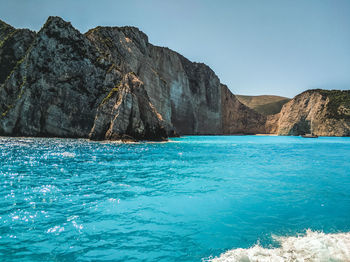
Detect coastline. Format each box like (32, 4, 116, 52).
(1, 133, 350, 143)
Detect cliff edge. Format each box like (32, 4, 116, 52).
(0, 16, 265, 140)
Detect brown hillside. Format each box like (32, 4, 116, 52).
(236, 95, 290, 116)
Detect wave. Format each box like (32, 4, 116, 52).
(206, 230, 350, 262)
(51, 152, 76, 158)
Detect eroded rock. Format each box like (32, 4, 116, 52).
(266, 89, 350, 136)
(89, 73, 170, 141)
(0, 16, 267, 141)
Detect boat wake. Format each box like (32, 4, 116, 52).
(205, 230, 350, 262)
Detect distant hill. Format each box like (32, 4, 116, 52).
(236, 95, 291, 116)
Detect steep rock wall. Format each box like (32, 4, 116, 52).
(0, 16, 265, 140)
(89, 73, 169, 141)
(221, 84, 266, 134)
(266, 89, 350, 136)
(0, 17, 113, 137)
(85, 26, 224, 135)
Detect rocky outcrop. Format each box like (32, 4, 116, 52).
(0, 17, 115, 137)
(0, 16, 265, 140)
(85, 23, 266, 135)
(266, 89, 350, 136)
(89, 73, 169, 141)
(85, 26, 225, 135)
(265, 114, 280, 134)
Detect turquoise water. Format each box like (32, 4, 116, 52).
(1, 136, 350, 261)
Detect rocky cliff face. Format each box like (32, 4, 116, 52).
(0, 21, 36, 85)
(221, 85, 266, 134)
(89, 72, 168, 141)
(85, 25, 263, 135)
(266, 89, 350, 136)
(0, 16, 265, 140)
(1, 17, 116, 137)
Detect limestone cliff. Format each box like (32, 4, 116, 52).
(85, 25, 265, 135)
(0, 16, 265, 140)
(1, 17, 118, 137)
(89, 73, 169, 141)
(221, 85, 266, 134)
(266, 89, 350, 136)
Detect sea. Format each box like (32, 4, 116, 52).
(1, 135, 350, 261)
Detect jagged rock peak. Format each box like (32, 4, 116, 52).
(85, 25, 149, 55)
(35, 16, 95, 60)
(38, 16, 82, 39)
(42, 16, 73, 29)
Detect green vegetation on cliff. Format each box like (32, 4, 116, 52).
(317, 89, 350, 119)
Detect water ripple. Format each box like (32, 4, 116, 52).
(0, 136, 350, 261)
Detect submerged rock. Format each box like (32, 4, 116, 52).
(0, 16, 266, 141)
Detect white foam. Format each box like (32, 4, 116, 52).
(206, 230, 350, 262)
(51, 152, 76, 158)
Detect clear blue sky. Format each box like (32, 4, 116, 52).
(1, 0, 350, 98)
